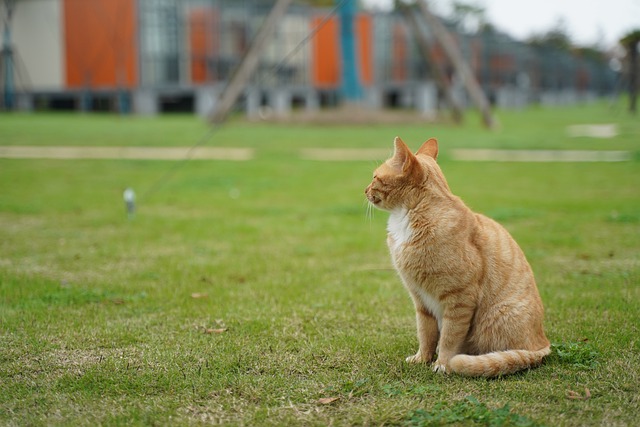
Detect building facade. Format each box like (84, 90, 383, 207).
(1, 0, 616, 116)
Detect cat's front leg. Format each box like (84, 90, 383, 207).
(432, 305, 474, 373)
(406, 305, 439, 364)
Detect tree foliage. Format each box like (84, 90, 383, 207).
(450, 1, 488, 34)
(620, 29, 640, 47)
(527, 18, 573, 51)
(297, 0, 344, 7)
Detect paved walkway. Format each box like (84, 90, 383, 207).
(566, 124, 618, 138)
(0, 146, 254, 161)
(0, 146, 633, 162)
(450, 149, 632, 162)
(300, 148, 633, 162)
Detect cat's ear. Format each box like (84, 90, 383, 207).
(417, 138, 439, 160)
(390, 136, 418, 174)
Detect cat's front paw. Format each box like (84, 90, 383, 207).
(405, 352, 431, 364)
(432, 360, 448, 374)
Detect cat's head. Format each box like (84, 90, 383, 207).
(364, 136, 442, 211)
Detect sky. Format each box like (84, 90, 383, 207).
(361, 0, 640, 48)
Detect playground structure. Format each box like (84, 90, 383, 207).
(1, 0, 617, 118)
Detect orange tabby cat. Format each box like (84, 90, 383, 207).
(365, 137, 550, 377)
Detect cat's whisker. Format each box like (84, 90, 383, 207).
(364, 198, 371, 221)
(363, 198, 375, 227)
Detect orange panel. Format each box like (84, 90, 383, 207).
(190, 8, 212, 84)
(312, 14, 374, 88)
(311, 16, 340, 88)
(392, 23, 407, 82)
(64, 0, 138, 88)
(190, 10, 207, 84)
(189, 8, 220, 84)
(356, 14, 372, 86)
(431, 44, 447, 64)
(489, 54, 515, 71)
(471, 39, 482, 82)
(576, 67, 589, 90)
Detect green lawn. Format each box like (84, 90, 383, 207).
(1, 104, 639, 426)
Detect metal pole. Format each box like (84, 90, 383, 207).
(402, 5, 463, 123)
(208, 0, 293, 124)
(338, 0, 361, 102)
(2, 0, 16, 110)
(628, 40, 638, 114)
(415, 0, 495, 128)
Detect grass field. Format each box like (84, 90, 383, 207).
(1, 104, 639, 426)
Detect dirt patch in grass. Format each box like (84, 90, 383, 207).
(566, 124, 618, 138)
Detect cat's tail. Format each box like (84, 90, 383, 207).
(448, 346, 551, 377)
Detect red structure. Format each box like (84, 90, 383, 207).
(311, 14, 372, 88)
(63, 0, 138, 89)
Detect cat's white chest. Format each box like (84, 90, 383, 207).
(414, 286, 443, 328)
(388, 209, 443, 328)
(387, 208, 413, 252)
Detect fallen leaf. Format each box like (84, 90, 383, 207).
(191, 293, 208, 299)
(317, 397, 339, 405)
(567, 388, 591, 400)
(204, 328, 227, 334)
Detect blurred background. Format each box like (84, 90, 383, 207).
(1, 3, 639, 425)
(1, 0, 637, 118)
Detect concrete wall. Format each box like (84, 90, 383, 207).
(1, 0, 65, 91)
